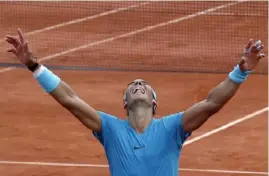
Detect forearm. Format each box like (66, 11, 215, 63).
(182, 78, 240, 132)
(50, 81, 77, 108)
(206, 78, 240, 110)
(50, 81, 101, 131)
(31, 64, 101, 131)
(182, 65, 251, 132)
(206, 64, 252, 111)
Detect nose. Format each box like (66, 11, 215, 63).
(134, 81, 142, 86)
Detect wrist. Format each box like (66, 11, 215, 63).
(228, 64, 252, 84)
(28, 62, 40, 72)
(27, 56, 39, 72)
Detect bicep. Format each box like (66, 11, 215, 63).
(67, 97, 102, 132)
(50, 82, 101, 132)
(182, 100, 220, 133)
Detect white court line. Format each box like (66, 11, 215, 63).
(0, 161, 267, 175)
(184, 106, 268, 145)
(0, 1, 242, 73)
(0, 67, 14, 73)
(208, 12, 265, 17)
(0, 2, 149, 44)
(180, 168, 268, 175)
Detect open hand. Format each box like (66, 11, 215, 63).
(238, 39, 265, 71)
(5, 28, 37, 67)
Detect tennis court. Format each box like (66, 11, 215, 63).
(0, 1, 268, 176)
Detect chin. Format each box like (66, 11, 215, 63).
(130, 96, 150, 105)
(132, 94, 147, 100)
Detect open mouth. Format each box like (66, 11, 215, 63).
(132, 88, 145, 94)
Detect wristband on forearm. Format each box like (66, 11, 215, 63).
(228, 64, 252, 84)
(33, 65, 61, 93)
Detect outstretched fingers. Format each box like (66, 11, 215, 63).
(256, 44, 264, 52)
(6, 48, 18, 56)
(24, 41, 30, 53)
(5, 35, 20, 48)
(17, 28, 25, 44)
(257, 53, 265, 60)
(251, 40, 263, 53)
(244, 39, 253, 55)
(245, 39, 253, 47)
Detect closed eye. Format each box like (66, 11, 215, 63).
(128, 81, 148, 86)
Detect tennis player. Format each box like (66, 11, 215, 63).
(5, 28, 265, 176)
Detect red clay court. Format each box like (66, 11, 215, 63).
(0, 1, 268, 176)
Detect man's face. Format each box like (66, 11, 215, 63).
(125, 79, 155, 108)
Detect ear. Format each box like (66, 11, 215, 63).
(152, 99, 157, 111)
(152, 100, 157, 114)
(123, 90, 127, 109)
(152, 99, 157, 106)
(123, 101, 127, 109)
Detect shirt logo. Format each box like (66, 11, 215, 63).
(134, 146, 145, 150)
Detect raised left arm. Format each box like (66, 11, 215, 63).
(182, 78, 239, 133)
(182, 39, 265, 133)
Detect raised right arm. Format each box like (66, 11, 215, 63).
(50, 78, 101, 132)
(5, 28, 102, 132)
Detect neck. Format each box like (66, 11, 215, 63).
(128, 104, 153, 133)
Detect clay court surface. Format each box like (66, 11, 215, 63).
(0, 1, 268, 176)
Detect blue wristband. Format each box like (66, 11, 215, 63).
(228, 64, 252, 84)
(33, 65, 60, 93)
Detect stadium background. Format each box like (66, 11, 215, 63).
(0, 1, 268, 176)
